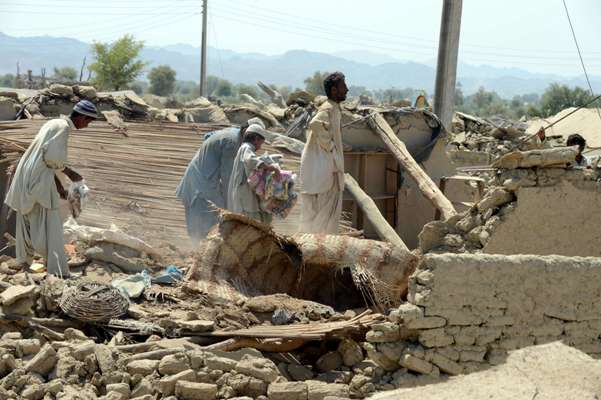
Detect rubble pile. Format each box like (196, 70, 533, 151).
(0, 229, 385, 399)
(0, 212, 423, 400)
(0, 84, 443, 157)
(448, 112, 565, 166)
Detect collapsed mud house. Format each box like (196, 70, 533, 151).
(0, 82, 600, 399)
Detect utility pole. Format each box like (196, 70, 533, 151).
(433, 0, 462, 130)
(200, 0, 208, 97)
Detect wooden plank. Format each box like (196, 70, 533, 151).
(344, 174, 408, 251)
(369, 113, 457, 220)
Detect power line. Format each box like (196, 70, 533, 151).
(209, 21, 225, 79)
(88, 13, 200, 43)
(209, 3, 601, 62)
(212, 3, 601, 61)
(208, 10, 601, 68)
(5, 0, 601, 57)
(0, 8, 197, 15)
(562, 0, 601, 122)
(1, 1, 198, 8)
(4, 2, 193, 34)
(220, 0, 601, 56)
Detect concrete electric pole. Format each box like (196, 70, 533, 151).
(433, 0, 462, 131)
(200, 0, 208, 97)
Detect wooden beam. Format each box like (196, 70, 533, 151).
(369, 113, 457, 220)
(344, 174, 408, 251)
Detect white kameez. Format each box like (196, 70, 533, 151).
(227, 142, 272, 224)
(299, 99, 344, 234)
(5, 117, 72, 276)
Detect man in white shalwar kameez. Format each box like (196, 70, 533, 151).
(227, 124, 279, 224)
(5, 100, 97, 277)
(299, 72, 348, 234)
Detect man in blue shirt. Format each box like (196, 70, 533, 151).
(176, 118, 265, 243)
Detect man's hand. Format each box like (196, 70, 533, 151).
(537, 127, 546, 141)
(63, 166, 83, 182)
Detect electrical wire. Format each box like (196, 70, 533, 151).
(208, 10, 601, 69)
(220, 0, 601, 56)
(209, 4, 601, 62)
(209, 21, 225, 79)
(562, 0, 601, 122)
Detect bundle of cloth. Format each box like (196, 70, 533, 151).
(247, 154, 298, 219)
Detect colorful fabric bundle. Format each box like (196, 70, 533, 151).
(247, 164, 298, 219)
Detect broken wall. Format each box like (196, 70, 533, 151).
(363, 253, 601, 378)
(484, 177, 601, 257)
(410, 253, 601, 358)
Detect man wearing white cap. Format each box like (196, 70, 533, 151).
(5, 100, 97, 278)
(228, 124, 279, 224)
(176, 117, 265, 242)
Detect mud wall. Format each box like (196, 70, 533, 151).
(484, 179, 601, 256)
(363, 253, 601, 378)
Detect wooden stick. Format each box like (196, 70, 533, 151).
(203, 337, 306, 352)
(369, 113, 457, 220)
(344, 173, 408, 250)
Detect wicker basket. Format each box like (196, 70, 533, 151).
(59, 282, 129, 322)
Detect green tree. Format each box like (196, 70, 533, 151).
(53, 67, 77, 81)
(89, 35, 147, 90)
(304, 71, 329, 95)
(214, 79, 233, 97)
(539, 83, 594, 117)
(148, 65, 176, 96)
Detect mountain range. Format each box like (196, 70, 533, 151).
(1, 32, 599, 98)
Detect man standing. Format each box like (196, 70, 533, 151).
(5, 100, 97, 278)
(176, 117, 265, 242)
(299, 72, 348, 234)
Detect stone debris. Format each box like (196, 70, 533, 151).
(0, 78, 599, 400)
(449, 111, 566, 166)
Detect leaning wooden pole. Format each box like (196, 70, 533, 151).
(344, 174, 409, 251)
(369, 112, 457, 220)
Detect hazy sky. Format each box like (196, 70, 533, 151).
(2, 0, 601, 76)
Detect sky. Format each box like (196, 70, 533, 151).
(2, 0, 601, 77)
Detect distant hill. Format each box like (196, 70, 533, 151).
(1, 32, 599, 98)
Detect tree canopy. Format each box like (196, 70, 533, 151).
(89, 35, 147, 91)
(539, 83, 596, 116)
(148, 65, 176, 96)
